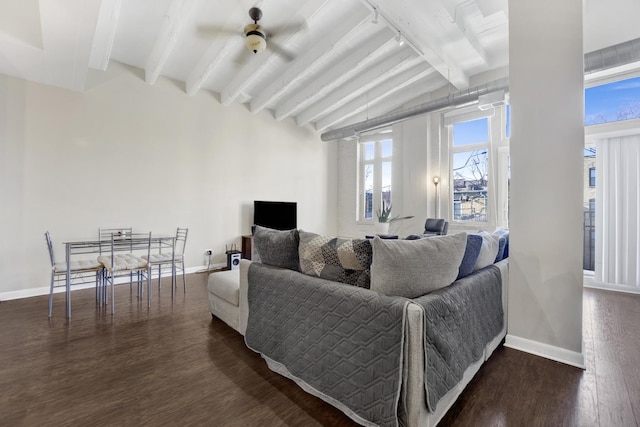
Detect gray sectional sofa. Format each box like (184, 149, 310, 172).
(227, 226, 510, 427)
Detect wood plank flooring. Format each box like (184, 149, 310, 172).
(0, 276, 638, 426)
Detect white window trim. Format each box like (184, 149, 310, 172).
(357, 131, 393, 223)
(442, 104, 510, 230)
(448, 115, 492, 226)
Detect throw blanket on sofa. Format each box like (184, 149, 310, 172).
(412, 264, 503, 412)
(245, 263, 409, 427)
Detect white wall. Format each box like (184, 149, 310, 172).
(0, 62, 337, 298)
(506, 0, 584, 367)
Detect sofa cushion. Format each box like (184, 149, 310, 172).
(370, 233, 467, 298)
(253, 226, 300, 271)
(298, 230, 372, 288)
(473, 231, 500, 271)
(457, 234, 483, 280)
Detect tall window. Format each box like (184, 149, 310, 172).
(359, 134, 393, 221)
(451, 118, 490, 223)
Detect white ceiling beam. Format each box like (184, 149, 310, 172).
(275, 31, 397, 121)
(248, 10, 371, 114)
(39, 0, 102, 91)
(88, 0, 121, 71)
(361, 0, 470, 89)
(314, 63, 437, 131)
(296, 47, 423, 127)
(144, 0, 199, 85)
(327, 74, 447, 129)
(439, 0, 488, 66)
(220, 0, 330, 107)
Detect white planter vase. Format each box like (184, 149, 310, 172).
(374, 221, 390, 235)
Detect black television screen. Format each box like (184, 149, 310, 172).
(253, 201, 297, 231)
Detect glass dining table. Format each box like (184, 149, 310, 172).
(62, 234, 176, 317)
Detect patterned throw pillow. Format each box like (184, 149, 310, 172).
(298, 230, 373, 288)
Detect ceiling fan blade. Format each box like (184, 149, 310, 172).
(266, 18, 308, 38)
(267, 41, 296, 62)
(196, 25, 240, 38)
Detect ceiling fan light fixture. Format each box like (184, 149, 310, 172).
(245, 25, 266, 54)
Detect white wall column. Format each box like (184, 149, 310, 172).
(506, 0, 585, 367)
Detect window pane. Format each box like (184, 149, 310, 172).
(583, 147, 596, 271)
(453, 118, 489, 147)
(381, 139, 392, 158)
(452, 150, 488, 222)
(364, 164, 374, 219)
(363, 142, 375, 160)
(585, 76, 640, 125)
(381, 161, 391, 209)
(505, 104, 511, 138)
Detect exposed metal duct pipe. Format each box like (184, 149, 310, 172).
(585, 37, 640, 74)
(321, 37, 640, 141)
(320, 77, 509, 141)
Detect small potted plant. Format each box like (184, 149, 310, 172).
(375, 201, 413, 235)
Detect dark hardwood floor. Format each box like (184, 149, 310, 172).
(0, 276, 638, 426)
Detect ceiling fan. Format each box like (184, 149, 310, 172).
(198, 6, 305, 62)
(244, 7, 267, 54)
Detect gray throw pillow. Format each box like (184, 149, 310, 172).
(252, 225, 300, 271)
(473, 230, 500, 271)
(370, 233, 467, 298)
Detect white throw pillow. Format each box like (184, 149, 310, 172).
(370, 233, 467, 298)
(473, 230, 500, 271)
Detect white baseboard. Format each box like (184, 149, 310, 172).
(0, 265, 213, 302)
(504, 334, 585, 369)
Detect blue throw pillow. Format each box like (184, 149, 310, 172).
(495, 236, 507, 262)
(457, 234, 483, 280)
(493, 228, 509, 260)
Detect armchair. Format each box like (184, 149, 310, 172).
(405, 218, 449, 240)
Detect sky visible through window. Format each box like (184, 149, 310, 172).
(452, 118, 488, 172)
(585, 76, 640, 125)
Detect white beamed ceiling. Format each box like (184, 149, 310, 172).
(1, 0, 639, 133)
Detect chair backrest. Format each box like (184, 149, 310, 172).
(99, 227, 133, 254)
(175, 228, 188, 256)
(424, 218, 447, 235)
(44, 231, 56, 267)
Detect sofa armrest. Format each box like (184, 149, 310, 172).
(239, 259, 252, 336)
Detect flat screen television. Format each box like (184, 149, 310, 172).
(253, 201, 297, 231)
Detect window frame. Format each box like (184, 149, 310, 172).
(448, 116, 492, 225)
(357, 131, 393, 223)
(441, 103, 510, 229)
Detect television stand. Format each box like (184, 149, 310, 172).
(241, 235, 260, 261)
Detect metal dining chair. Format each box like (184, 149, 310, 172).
(98, 227, 134, 299)
(143, 227, 189, 295)
(45, 231, 102, 317)
(97, 232, 152, 314)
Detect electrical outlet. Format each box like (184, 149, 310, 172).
(205, 249, 212, 256)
